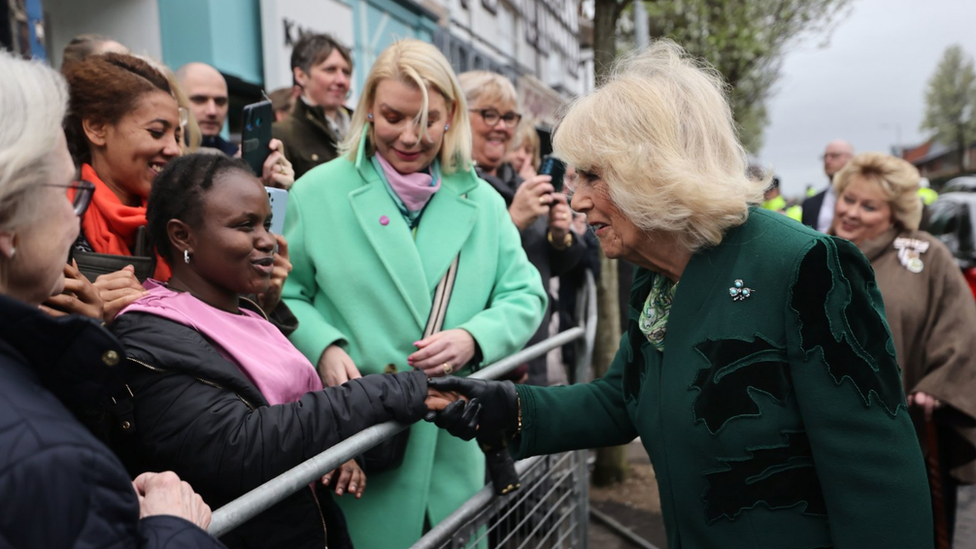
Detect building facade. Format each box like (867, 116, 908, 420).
(26, 0, 590, 139)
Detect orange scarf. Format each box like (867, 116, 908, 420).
(80, 164, 171, 280)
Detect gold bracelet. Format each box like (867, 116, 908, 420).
(516, 392, 523, 435)
(547, 230, 572, 250)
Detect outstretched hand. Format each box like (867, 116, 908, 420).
(426, 377, 519, 441)
(321, 459, 366, 498)
(425, 387, 465, 411)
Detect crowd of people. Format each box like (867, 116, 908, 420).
(1, 28, 974, 549)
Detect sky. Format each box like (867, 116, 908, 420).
(759, 0, 976, 199)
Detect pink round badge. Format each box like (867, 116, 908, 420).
(380, 215, 390, 226)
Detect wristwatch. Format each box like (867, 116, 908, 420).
(547, 231, 572, 250)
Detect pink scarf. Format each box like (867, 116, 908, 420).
(119, 280, 322, 405)
(373, 153, 440, 212)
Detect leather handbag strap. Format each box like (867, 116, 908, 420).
(423, 194, 465, 339)
(424, 253, 460, 338)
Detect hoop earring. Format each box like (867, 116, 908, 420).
(184, 249, 191, 264)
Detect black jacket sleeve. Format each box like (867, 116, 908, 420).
(138, 516, 227, 549)
(547, 231, 586, 278)
(0, 442, 224, 549)
(112, 314, 429, 505)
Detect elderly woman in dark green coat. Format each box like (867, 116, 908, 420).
(431, 40, 933, 549)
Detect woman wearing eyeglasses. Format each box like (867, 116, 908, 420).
(459, 71, 583, 385)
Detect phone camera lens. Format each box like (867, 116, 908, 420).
(246, 123, 253, 131)
(256, 118, 263, 127)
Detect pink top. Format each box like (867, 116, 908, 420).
(119, 280, 322, 405)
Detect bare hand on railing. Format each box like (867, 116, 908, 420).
(133, 471, 212, 529)
(408, 329, 476, 377)
(318, 344, 362, 386)
(321, 459, 366, 499)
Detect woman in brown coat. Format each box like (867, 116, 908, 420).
(831, 152, 976, 541)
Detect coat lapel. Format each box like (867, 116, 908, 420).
(666, 218, 744, 338)
(414, 169, 479, 293)
(349, 142, 431, 329)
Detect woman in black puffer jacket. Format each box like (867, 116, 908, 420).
(108, 153, 443, 549)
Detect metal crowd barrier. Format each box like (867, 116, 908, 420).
(208, 271, 598, 548)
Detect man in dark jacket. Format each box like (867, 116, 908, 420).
(0, 294, 223, 549)
(177, 62, 238, 156)
(273, 33, 354, 179)
(802, 139, 853, 231)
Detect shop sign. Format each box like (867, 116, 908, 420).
(260, 0, 354, 91)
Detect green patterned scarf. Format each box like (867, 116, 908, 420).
(638, 273, 678, 352)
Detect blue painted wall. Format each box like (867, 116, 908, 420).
(158, 0, 264, 85)
(350, 0, 437, 95)
(159, 0, 437, 97)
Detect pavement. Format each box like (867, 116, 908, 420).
(587, 440, 667, 548)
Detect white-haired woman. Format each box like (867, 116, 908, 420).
(431, 40, 933, 549)
(832, 152, 976, 541)
(459, 70, 583, 385)
(281, 39, 546, 548)
(0, 51, 219, 549)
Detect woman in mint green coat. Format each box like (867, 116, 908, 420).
(281, 39, 546, 549)
(431, 40, 934, 549)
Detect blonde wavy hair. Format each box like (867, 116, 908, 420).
(341, 40, 471, 174)
(832, 152, 923, 231)
(553, 40, 766, 252)
(458, 70, 519, 109)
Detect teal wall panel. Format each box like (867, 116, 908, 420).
(351, 0, 437, 95)
(158, 0, 263, 85)
(158, 0, 213, 71)
(161, 0, 436, 99)
(209, 0, 263, 84)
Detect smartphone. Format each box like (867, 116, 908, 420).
(539, 155, 567, 193)
(266, 187, 288, 235)
(242, 99, 273, 176)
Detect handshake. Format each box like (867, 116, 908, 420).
(422, 377, 522, 495)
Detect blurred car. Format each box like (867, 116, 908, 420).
(942, 176, 976, 193)
(927, 191, 976, 298)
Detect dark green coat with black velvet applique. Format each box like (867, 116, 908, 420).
(514, 209, 933, 549)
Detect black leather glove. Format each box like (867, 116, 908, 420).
(426, 378, 522, 495)
(426, 377, 519, 440)
(429, 398, 482, 440)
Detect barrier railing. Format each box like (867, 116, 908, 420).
(208, 271, 598, 544)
